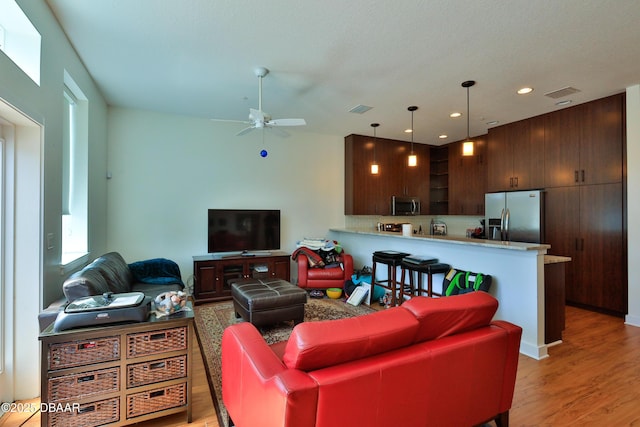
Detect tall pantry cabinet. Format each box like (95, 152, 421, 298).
(543, 93, 626, 314)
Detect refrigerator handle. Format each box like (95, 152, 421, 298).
(504, 208, 511, 241)
(500, 208, 505, 240)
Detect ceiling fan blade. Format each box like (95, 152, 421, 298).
(266, 126, 290, 138)
(267, 118, 306, 127)
(236, 126, 256, 136)
(210, 118, 251, 124)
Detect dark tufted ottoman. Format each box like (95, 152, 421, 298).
(230, 278, 307, 327)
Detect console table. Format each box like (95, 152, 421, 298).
(192, 251, 291, 304)
(39, 304, 194, 427)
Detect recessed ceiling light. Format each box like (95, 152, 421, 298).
(439, 134, 448, 139)
(450, 112, 461, 118)
(555, 100, 572, 106)
(486, 120, 499, 126)
(517, 87, 534, 95)
(404, 128, 413, 133)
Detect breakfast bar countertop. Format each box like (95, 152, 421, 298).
(329, 228, 550, 252)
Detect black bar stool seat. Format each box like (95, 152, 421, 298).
(400, 261, 451, 299)
(371, 251, 410, 306)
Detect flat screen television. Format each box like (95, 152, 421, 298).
(207, 209, 281, 254)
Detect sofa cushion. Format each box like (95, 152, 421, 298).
(282, 307, 419, 371)
(63, 267, 112, 301)
(89, 252, 134, 293)
(400, 292, 498, 343)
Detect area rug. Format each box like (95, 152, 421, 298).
(194, 297, 375, 427)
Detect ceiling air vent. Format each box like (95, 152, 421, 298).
(348, 104, 373, 114)
(544, 86, 581, 99)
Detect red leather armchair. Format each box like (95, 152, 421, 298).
(296, 253, 354, 289)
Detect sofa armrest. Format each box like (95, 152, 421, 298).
(341, 253, 354, 280)
(491, 320, 523, 412)
(297, 254, 310, 287)
(222, 322, 318, 427)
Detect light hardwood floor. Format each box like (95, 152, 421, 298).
(2, 305, 639, 426)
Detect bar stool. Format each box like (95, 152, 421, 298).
(370, 251, 410, 306)
(400, 261, 451, 299)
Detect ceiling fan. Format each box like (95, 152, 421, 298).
(213, 67, 306, 137)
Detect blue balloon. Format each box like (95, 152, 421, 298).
(260, 149, 268, 157)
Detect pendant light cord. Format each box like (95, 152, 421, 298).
(466, 85, 470, 140)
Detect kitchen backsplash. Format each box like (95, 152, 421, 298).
(345, 215, 484, 237)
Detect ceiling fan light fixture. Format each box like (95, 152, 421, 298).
(407, 106, 418, 167)
(370, 123, 380, 175)
(461, 80, 476, 157)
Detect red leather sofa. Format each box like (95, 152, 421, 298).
(222, 292, 522, 427)
(296, 252, 354, 289)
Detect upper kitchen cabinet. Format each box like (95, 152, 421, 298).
(487, 117, 545, 192)
(448, 136, 487, 215)
(544, 93, 624, 188)
(345, 134, 388, 215)
(392, 142, 430, 202)
(345, 134, 430, 215)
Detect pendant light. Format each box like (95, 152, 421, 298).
(407, 106, 418, 167)
(462, 80, 475, 156)
(370, 123, 380, 175)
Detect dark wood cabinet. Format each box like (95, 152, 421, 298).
(544, 93, 624, 188)
(345, 134, 387, 215)
(448, 136, 487, 215)
(545, 184, 626, 314)
(193, 251, 291, 303)
(39, 308, 194, 426)
(487, 117, 545, 192)
(545, 260, 567, 344)
(345, 134, 430, 215)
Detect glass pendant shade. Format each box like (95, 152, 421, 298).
(408, 154, 417, 167)
(371, 163, 379, 174)
(462, 140, 474, 156)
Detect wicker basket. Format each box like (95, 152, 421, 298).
(127, 355, 187, 388)
(48, 367, 120, 401)
(48, 397, 119, 427)
(126, 382, 187, 418)
(127, 327, 187, 358)
(49, 336, 120, 370)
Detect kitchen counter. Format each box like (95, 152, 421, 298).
(544, 254, 572, 264)
(328, 227, 551, 360)
(331, 228, 550, 251)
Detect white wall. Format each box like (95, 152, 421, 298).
(0, 0, 109, 400)
(106, 107, 346, 285)
(626, 85, 640, 326)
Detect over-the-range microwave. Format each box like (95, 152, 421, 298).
(391, 196, 420, 216)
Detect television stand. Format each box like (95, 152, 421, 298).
(244, 250, 272, 256)
(192, 251, 291, 304)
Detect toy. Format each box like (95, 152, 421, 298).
(154, 290, 187, 316)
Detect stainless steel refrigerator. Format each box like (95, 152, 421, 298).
(485, 190, 544, 243)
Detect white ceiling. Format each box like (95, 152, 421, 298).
(44, 0, 640, 145)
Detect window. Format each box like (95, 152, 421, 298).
(61, 72, 88, 265)
(0, 0, 41, 85)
